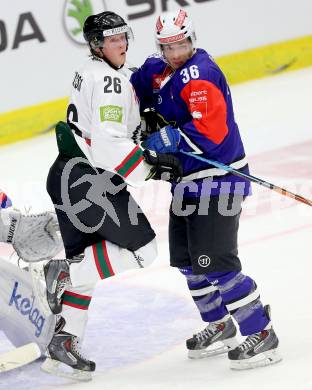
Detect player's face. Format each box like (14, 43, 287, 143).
(162, 39, 193, 70)
(102, 33, 127, 67)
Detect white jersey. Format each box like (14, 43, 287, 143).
(68, 57, 150, 187)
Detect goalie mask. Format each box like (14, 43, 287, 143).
(155, 9, 196, 52)
(83, 11, 133, 50)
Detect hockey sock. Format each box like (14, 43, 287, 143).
(179, 267, 229, 322)
(205, 271, 269, 335)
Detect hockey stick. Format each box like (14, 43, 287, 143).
(180, 151, 312, 207)
(0, 342, 41, 372)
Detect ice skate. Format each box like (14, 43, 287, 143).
(187, 315, 239, 358)
(44, 259, 71, 314)
(41, 319, 95, 382)
(228, 305, 282, 370)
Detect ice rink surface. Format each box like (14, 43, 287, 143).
(0, 67, 312, 390)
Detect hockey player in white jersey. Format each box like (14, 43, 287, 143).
(43, 11, 183, 380)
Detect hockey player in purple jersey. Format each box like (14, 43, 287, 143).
(130, 9, 282, 370)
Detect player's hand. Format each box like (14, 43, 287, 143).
(143, 149, 183, 183)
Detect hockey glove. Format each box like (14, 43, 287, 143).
(143, 149, 183, 183)
(142, 125, 181, 154)
(0, 209, 63, 262)
(141, 107, 168, 135)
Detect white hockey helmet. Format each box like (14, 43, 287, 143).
(155, 9, 196, 50)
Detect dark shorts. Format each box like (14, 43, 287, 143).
(169, 195, 243, 275)
(47, 155, 156, 258)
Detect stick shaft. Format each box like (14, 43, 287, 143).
(181, 151, 312, 207)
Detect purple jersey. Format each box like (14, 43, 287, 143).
(131, 49, 251, 197)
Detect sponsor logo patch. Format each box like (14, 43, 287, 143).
(100, 105, 123, 123)
(9, 281, 45, 337)
(64, 0, 106, 44)
(198, 255, 211, 268)
(159, 33, 185, 44)
(174, 10, 187, 27)
(191, 111, 203, 119)
(7, 217, 18, 243)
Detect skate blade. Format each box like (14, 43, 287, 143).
(230, 349, 282, 370)
(188, 337, 239, 359)
(41, 358, 92, 382)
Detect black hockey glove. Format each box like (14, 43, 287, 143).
(141, 108, 176, 140)
(143, 149, 183, 183)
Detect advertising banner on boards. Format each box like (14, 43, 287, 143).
(1, 0, 311, 144)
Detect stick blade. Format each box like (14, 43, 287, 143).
(0, 343, 41, 373)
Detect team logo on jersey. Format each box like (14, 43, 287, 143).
(73, 71, 83, 91)
(198, 255, 211, 268)
(9, 281, 46, 337)
(152, 67, 173, 92)
(63, 0, 107, 44)
(100, 105, 123, 123)
(152, 75, 163, 91)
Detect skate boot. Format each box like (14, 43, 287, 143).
(41, 317, 95, 382)
(187, 315, 239, 358)
(228, 305, 282, 370)
(44, 259, 71, 314)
